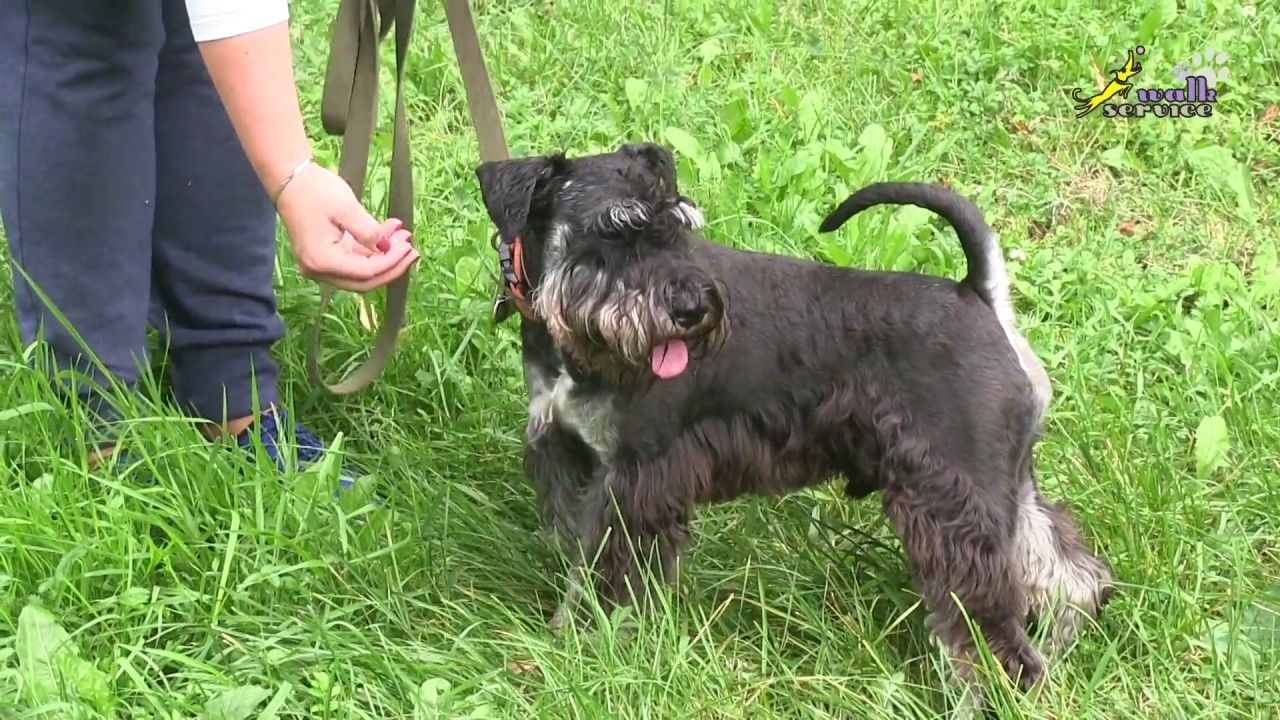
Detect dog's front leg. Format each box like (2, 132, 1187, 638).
(524, 425, 596, 629)
(579, 463, 690, 620)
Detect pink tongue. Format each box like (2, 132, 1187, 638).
(650, 338, 689, 379)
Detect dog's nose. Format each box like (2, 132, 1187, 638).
(673, 305, 707, 330)
(671, 287, 712, 330)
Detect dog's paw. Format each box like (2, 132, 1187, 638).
(1006, 643, 1047, 693)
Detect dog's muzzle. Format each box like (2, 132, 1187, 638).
(650, 282, 724, 379)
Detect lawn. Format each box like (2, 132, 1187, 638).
(3, 0, 1279, 717)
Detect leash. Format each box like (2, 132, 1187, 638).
(307, 0, 511, 393)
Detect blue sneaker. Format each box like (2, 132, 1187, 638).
(234, 408, 371, 500)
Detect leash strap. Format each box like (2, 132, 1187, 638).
(308, 0, 509, 393)
(442, 0, 520, 324)
(307, 0, 416, 394)
(443, 0, 509, 164)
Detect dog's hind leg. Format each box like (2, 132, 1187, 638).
(1012, 467, 1114, 656)
(881, 472, 1045, 702)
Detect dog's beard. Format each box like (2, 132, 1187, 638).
(533, 260, 727, 385)
(536, 261, 670, 372)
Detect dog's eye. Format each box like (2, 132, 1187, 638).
(596, 225, 639, 246)
(598, 201, 651, 233)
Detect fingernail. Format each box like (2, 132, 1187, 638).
(389, 219, 404, 232)
(376, 236, 391, 253)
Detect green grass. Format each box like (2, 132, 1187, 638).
(3, 0, 1280, 717)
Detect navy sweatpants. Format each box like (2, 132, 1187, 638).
(0, 0, 285, 433)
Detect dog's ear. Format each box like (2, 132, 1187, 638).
(621, 142, 678, 190)
(475, 155, 563, 243)
(477, 154, 564, 326)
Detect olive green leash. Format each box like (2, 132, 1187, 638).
(307, 0, 509, 393)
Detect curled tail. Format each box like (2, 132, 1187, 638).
(817, 181, 1008, 312)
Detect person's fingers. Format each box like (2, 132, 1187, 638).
(309, 239, 416, 284)
(296, 228, 414, 287)
(317, 247, 420, 293)
(339, 198, 403, 253)
(341, 228, 411, 257)
(339, 233, 373, 257)
(339, 247, 421, 293)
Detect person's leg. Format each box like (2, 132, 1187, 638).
(0, 0, 163, 456)
(149, 0, 283, 431)
(150, 0, 364, 491)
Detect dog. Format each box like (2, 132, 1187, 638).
(475, 142, 1114, 706)
(1072, 48, 1143, 117)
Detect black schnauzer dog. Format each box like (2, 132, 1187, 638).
(476, 142, 1113, 704)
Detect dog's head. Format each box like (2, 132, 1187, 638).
(477, 142, 727, 385)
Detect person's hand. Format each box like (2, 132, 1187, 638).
(275, 162, 419, 292)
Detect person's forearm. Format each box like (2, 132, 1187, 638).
(189, 3, 311, 201)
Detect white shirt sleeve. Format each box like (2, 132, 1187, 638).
(185, 0, 290, 42)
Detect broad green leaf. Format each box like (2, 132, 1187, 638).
(114, 586, 151, 609)
(452, 255, 484, 299)
(415, 677, 455, 719)
(856, 123, 891, 180)
(1193, 414, 1230, 479)
(662, 127, 704, 164)
(1137, 0, 1176, 45)
(1204, 618, 1257, 673)
(201, 684, 272, 720)
(15, 604, 112, 711)
(623, 78, 648, 110)
(1188, 145, 1255, 221)
(1250, 240, 1280, 302)
(696, 37, 724, 64)
(1098, 145, 1142, 172)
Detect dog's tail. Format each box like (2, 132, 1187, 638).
(818, 182, 1008, 312)
(1070, 87, 1095, 103)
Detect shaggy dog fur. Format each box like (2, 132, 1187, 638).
(476, 141, 1114, 706)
